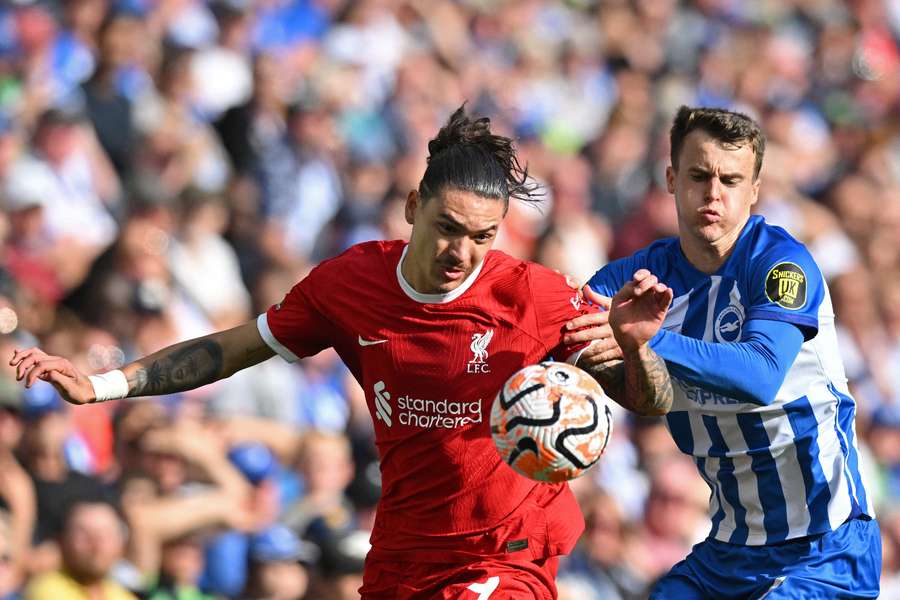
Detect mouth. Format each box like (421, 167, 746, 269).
(698, 209, 721, 223)
(438, 264, 467, 281)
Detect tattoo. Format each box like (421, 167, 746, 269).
(128, 340, 225, 397)
(579, 347, 673, 416)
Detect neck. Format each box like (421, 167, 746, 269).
(679, 221, 747, 274)
(399, 247, 430, 294)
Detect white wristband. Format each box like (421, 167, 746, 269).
(88, 370, 129, 402)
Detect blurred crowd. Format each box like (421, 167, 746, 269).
(0, 0, 898, 598)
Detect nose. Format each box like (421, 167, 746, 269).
(447, 237, 472, 265)
(705, 176, 722, 203)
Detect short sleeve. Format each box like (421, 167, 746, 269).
(586, 254, 641, 298)
(529, 264, 600, 363)
(257, 267, 334, 362)
(747, 242, 824, 341)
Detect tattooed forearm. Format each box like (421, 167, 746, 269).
(127, 340, 225, 397)
(622, 345, 673, 416)
(579, 346, 673, 416)
(119, 321, 274, 399)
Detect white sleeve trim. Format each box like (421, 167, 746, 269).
(257, 313, 299, 363)
(565, 339, 596, 366)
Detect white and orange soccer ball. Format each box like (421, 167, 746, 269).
(490, 361, 613, 483)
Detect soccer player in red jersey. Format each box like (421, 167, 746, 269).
(11, 106, 672, 599)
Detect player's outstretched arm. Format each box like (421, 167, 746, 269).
(577, 271, 673, 416)
(10, 320, 275, 404)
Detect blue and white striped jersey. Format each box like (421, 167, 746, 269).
(588, 215, 872, 546)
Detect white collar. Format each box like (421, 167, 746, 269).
(396, 245, 485, 304)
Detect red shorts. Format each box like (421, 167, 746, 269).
(360, 555, 560, 599)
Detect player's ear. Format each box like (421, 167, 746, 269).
(405, 190, 419, 225)
(665, 165, 676, 194)
(750, 176, 761, 207)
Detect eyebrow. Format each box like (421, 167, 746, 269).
(437, 213, 498, 234)
(687, 166, 745, 180)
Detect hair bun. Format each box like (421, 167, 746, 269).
(426, 105, 491, 161)
(419, 103, 542, 204)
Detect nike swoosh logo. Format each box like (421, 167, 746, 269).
(358, 336, 388, 347)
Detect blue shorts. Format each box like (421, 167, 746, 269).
(650, 517, 881, 599)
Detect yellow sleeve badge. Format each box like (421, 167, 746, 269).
(765, 262, 807, 310)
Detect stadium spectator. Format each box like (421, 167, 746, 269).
(168, 187, 251, 329)
(133, 45, 230, 196)
(281, 430, 355, 538)
(24, 500, 136, 600)
(145, 533, 215, 600)
(0, 513, 21, 600)
(29, 107, 120, 255)
(0, 384, 33, 598)
(308, 528, 369, 600)
(201, 442, 281, 597)
(2, 159, 66, 303)
(867, 405, 900, 506)
(630, 456, 708, 582)
(81, 9, 140, 180)
(557, 488, 649, 600)
(18, 383, 112, 572)
(241, 524, 312, 600)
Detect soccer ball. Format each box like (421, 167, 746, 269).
(490, 361, 613, 483)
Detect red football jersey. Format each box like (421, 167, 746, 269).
(259, 240, 593, 563)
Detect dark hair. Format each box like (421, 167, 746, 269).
(670, 106, 766, 179)
(61, 497, 125, 535)
(418, 104, 541, 205)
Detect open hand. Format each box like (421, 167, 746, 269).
(9, 348, 95, 405)
(609, 270, 673, 353)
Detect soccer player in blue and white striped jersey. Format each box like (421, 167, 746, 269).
(580, 106, 881, 599)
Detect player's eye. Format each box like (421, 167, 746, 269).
(721, 177, 739, 186)
(437, 222, 456, 235)
(690, 173, 707, 182)
(474, 233, 493, 244)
